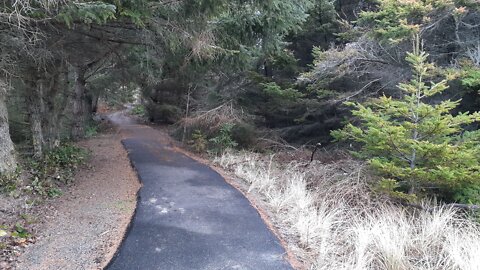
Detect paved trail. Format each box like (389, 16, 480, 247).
(106, 112, 292, 270)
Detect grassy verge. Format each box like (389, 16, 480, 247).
(214, 150, 480, 270)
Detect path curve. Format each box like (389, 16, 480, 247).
(106, 112, 293, 270)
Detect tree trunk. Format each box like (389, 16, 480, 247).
(26, 75, 45, 158)
(42, 69, 63, 149)
(182, 87, 192, 143)
(72, 66, 87, 139)
(0, 81, 17, 173)
(86, 92, 99, 114)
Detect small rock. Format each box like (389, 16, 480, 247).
(13, 238, 26, 246)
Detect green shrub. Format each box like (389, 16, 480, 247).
(0, 169, 21, 194)
(453, 184, 480, 205)
(43, 144, 87, 172)
(28, 143, 88, 197)
(461, 64, 480, 92)
(85, 123, 99, 138)
(261, 82, 304, 101)
(231, 123, 256, 148)
(131, 104, 146, 116)
(357, 0, 460, 43)
(188, 130, 207, 153)
(209, 123, 238, 154)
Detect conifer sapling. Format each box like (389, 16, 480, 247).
(332, 41, 480, 201)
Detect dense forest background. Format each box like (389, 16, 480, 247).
(0, 0, 479, 204)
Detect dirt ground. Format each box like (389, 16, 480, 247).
(9, 131, 140, 270)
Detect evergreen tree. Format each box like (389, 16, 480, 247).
(332, 41, 480, 200)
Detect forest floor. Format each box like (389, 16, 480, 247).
(1, 126, 140, 270)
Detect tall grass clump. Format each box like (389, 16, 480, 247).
(215, 151, 480, 270)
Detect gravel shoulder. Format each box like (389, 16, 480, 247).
(13, 130, 140, 270)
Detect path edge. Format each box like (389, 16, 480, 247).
(103, 139, 143, 270)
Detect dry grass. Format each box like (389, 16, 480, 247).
(178, 102, 248, 136)
(214, 151, 480, 270)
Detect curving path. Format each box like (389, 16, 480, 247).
(106, 112, 292, 270)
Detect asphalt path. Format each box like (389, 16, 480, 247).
(106, 112, 293, 270)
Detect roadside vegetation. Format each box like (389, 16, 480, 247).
(1, 0, 480, 269)
(0, 142, 88, 265)
(1, 144, 87, 197)
(216, 151, 480, 270)
(206, 45, 480, 269)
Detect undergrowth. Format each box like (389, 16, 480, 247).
(85, 123, 99, 138)
(27, 143, 88, 197)
(215, 151, 480, 270)
(131, 104, 146, 117)
(0, 169, 21, 194)
(208, 123, 238, 154)
(0, 143, 88, 258)
(0, 143, 88, 198)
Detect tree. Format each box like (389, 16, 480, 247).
(357, 0, 480, 58)
(332, 41, 480, 199)
(288, 0, 339, 66)
(0, 80, 16, 173)
(0, 0, 140, 151)
(0, 0, 318, 161)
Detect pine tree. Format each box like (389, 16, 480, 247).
(332, 40, 480, 200)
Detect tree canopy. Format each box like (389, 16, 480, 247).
(0, 0, 479, 204)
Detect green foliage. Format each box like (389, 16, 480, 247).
(357, 0, 471, 43)
(11, 224, 31, 239)
(287, 0, 339, 54)
(269, 50, 300, 76)
(453, 184, 480, 204)
(303, 0, 337, 34)
(209, 123, 238, 154)
(85, 122, 99, 138)
(57, 2, 117, 27)
(28, 144, 88, 197)
(375, 178, 418, 202)
(461, 65, 480, 92)
(131, 104, 146, 117)
(0, 169, 21, 194)
(43, 144, 87, 174)
(114, 0, 150, 26)
(231, 123, 256, 148)
(189, 130, 208, 153)
(332, 47, 480, 200)
(312, 88, 337, 99)
(358, 0, 431, 42)
(261, 82, 304, 101)
(215, 0, 315, 61)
